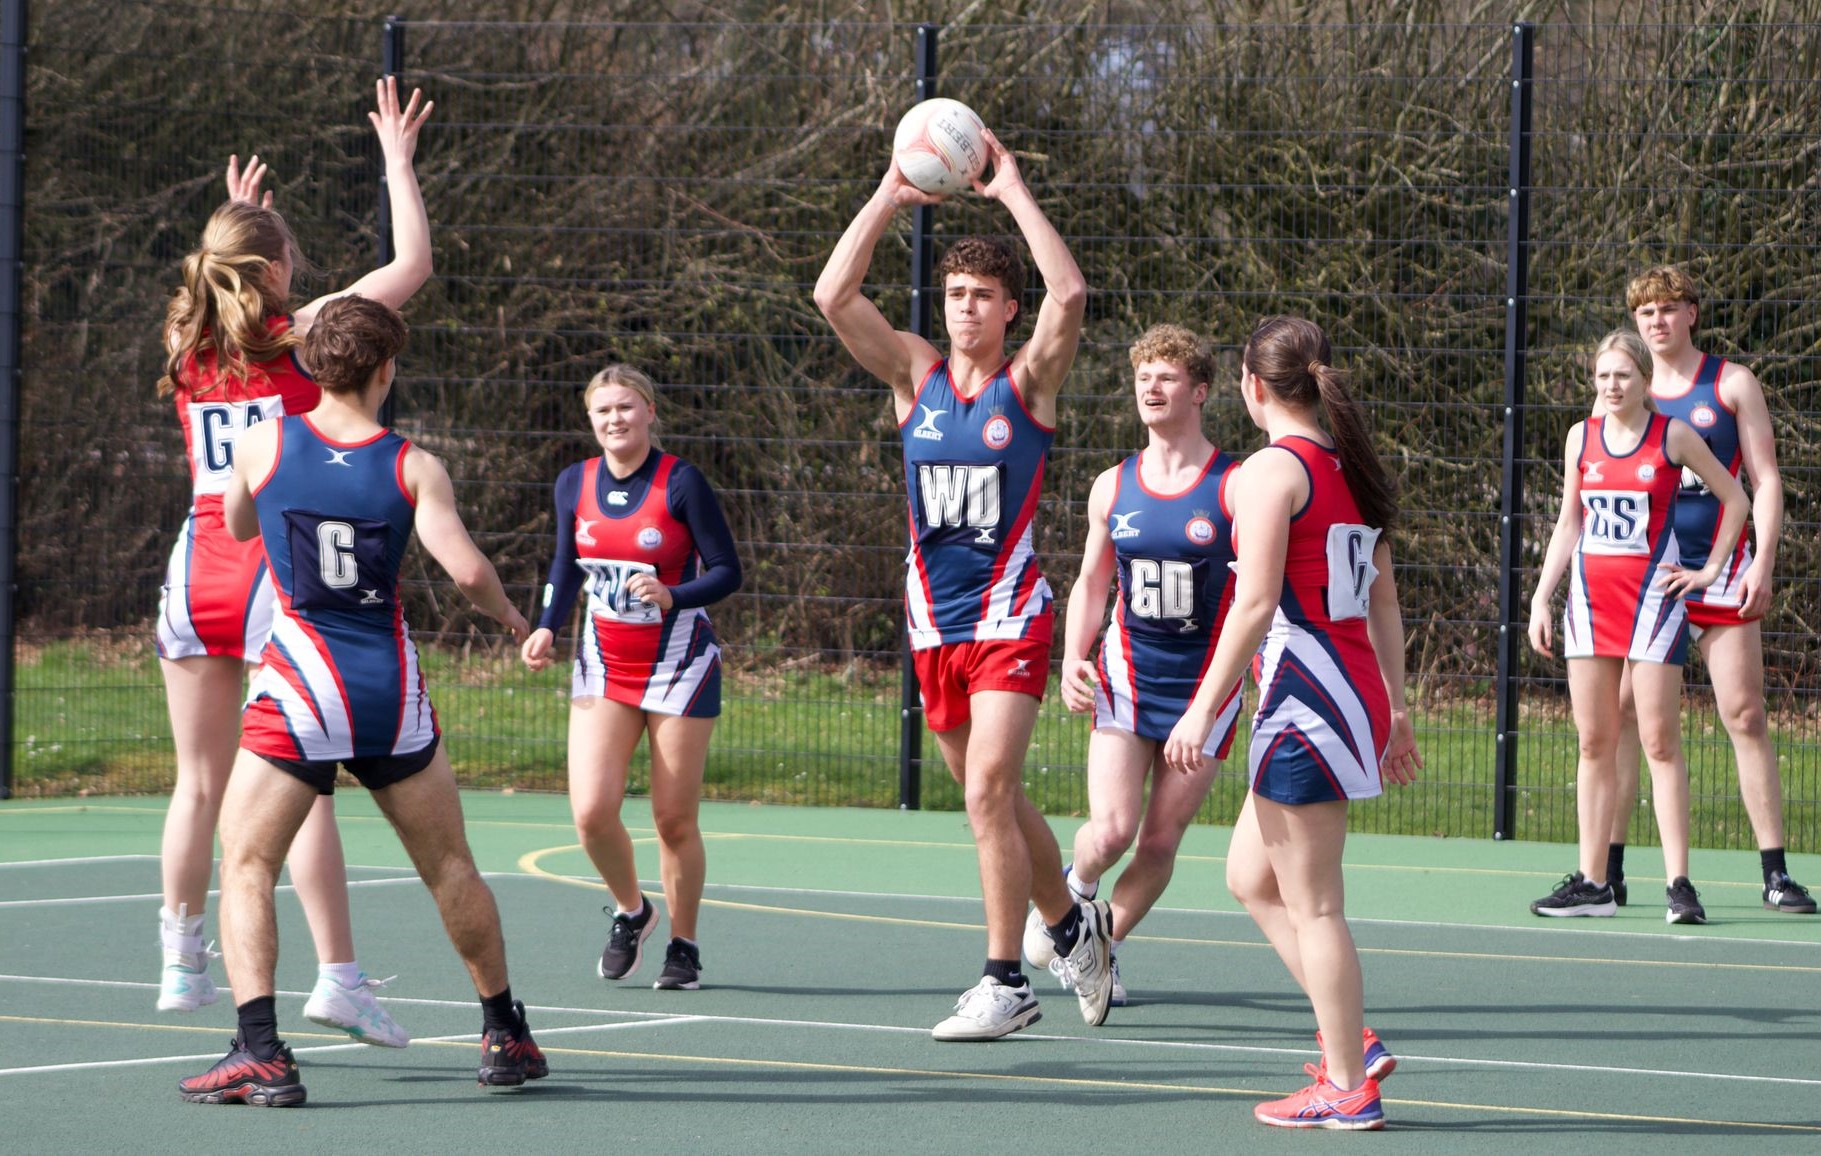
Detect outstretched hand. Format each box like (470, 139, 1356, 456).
(878, 157, 947, 208)
(370, 75, 434, 167)
(971, 128, 1026, 201)
(225, 154, 271, 208)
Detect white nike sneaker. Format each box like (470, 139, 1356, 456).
(304, 973, 411, 1048)
(1023, 906, 1058, 970)
(1055, 899, 1114, 1026)
(931, 977, 1041, 1041)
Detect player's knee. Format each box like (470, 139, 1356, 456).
(1719, 698, 1768, 739)
(1132, 825, 1185, 868)
(572, 801, 627, 845)
(963, 773, 1018, 815)
(650, 807, 699, 849)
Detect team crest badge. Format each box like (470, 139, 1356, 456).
(1690, 404, 1718, 428)
(1185, 515, 1216, 546)
(637, 526, 664, 551)
(1637, 464, 1657, 482)
(981, 412, 1013, 450)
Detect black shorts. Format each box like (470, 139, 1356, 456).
(257, 736, 441, 796)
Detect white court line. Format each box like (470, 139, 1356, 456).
(0, 1016, 704, 1077)
(0, 854, 161, 868)
(496, 871, 1821, 953)
(0, 875, 428, 910)
(0, 972, 1814, 1089)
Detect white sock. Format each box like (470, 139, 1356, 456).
(159, 904, 206, 958)
(319, 962, 362, 988)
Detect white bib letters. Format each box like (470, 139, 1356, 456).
(579, 557, 662, 624)
(1582, 490, 1650, 556)
(1324, 523, 1379, 621)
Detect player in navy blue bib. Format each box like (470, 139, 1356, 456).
(816, 122, 1115, 1038)
(180, 296, 547, 1107)
(1035, 326, 1238, 1008)
(1604, 266, 1813, 915)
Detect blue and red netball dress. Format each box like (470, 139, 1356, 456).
(1653, 355, 1753, 626)
(1562, 414, 1688, 664)
(1248, 437, 1391, 805)
(900, 360, 1053, 649)
(1093, 449, 1242, 757)
(240, 416, 438, 776)
(157, 318, 320, 661)
(535, 451, 740, 717)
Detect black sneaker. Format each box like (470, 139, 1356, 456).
(598, 897, 659, 980)
(1530, 872, 1617, 917)
(1611, 875, 1628, 907)
(653, 938, 702, 990)
(177, 1036, 306, 1106)
(1666, 876, 1708, 925)
(1764, 872, 1817, 914)
(477, 999, 549, 1087)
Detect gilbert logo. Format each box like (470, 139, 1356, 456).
(1583, 459, 1605, 484)
(1007, 658, 1032, 679)
(981, 413, 1013, 450)
(912, 405, 946, 442)
(575, 518, 598, 546)
(359, 588, 383, 606)
(1109, 511, 1141, 540)
(325, 449, 353, 467)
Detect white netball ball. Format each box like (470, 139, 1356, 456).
(892, 98, 988, 196)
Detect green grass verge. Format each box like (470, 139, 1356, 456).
(9, 637, 1819, 851)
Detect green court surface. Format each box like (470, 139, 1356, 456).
(3, 793, 1820, 1152)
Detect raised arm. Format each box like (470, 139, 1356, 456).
(404, 446, 528, 642)
(978, 130, 1086, 417)
(295, 77, 435, 332)
(1526, 424, 1587, 658)
(1721, 362, 1782, 617)
(1059, 466, 1119, 713)
(1664, 418, 1750, 601)
(813, 164, 943, 414)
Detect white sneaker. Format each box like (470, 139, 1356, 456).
(304, 973, 411, 1048)
(1055, 899, 1114, 1026)
(1022, 906, 1057, 970)
(931, 977, 1041, 1041)
(156, 904, 219, 1012)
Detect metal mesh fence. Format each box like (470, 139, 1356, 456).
(13, 5, 1821, 853)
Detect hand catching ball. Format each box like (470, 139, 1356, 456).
(892, 98, 988, 196)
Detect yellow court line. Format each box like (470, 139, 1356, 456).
(5, 1012, 1816, 1132)
(404, 1036, 1821, 1134)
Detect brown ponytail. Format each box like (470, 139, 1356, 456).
(157, 201, 304, 397)
(1242, 315, 1398, 533)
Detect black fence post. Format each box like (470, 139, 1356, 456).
(0, 0, 26, 800)
(378, 15, 404, 427)
(898, 23, 939, 811)
(1493, 21, 1534, 841)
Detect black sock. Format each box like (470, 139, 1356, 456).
(480, 986, 517, 1033)
(236, 995, 281, 1060)
(1046, 904, 1083, 954)
(983, 958, 1025, 987)
(1761, 848, 1788, 883)
(1606, 843, 1626, 880)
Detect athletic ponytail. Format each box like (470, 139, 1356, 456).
(157, 201, 303, 397)
(1242, 315, 1398, 533)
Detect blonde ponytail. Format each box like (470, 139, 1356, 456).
(158, 201, 302, 397)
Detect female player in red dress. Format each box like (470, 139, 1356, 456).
(521, 366, 742, 991)
(153, 79, 433, 1044)
(1165, 316, 1420, 1130)
(1527, 330, 1747, 923)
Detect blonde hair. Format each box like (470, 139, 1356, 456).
(1594, 329, 1656, 413)
(158, 201, 305, 398)
(584, 364, 661, 446)
(1128, 324, 1213, 387)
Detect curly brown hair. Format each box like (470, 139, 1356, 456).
(1625, 265, 1700, 313)
(304, 295, 408, 396)
(935, 236, 1026, 333)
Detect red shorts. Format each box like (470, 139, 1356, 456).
(1684, 600, 1760, 631)
(913, 634, 1051, 733)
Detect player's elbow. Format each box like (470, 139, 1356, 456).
(812, 280, 848, 321)
(1046, 271, 1088, 313)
